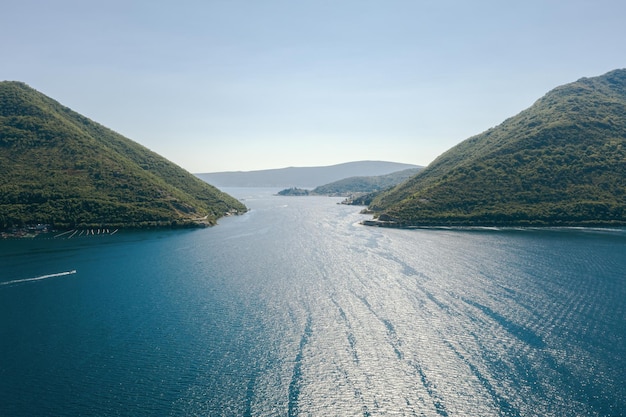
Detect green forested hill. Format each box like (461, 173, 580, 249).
(0, 81, 246, 230)
(368, 69, 626, 227)
(312, 168, 422, 195)
(277, 167, 423, 196)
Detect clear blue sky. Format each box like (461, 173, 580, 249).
(2, 0, 625, 172)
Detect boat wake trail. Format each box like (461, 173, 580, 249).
(1, 270, 77, 287)
(288, 315, 313, 417)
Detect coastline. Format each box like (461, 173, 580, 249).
(360, 218, 626, 230)
(0, 222, 215, 239)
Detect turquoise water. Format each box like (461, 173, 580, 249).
(1, 188, 625, 416)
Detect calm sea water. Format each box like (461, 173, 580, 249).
(1, 188, 625, 416)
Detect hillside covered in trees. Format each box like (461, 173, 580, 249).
(367, 69, 626, 227)
(278, 167, 422, 197)
(0, 81, 246, 231)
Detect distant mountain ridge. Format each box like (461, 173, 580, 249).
(0, 81, 246, 231)
(197, 161, 421, 188)
(367, 69, 626, 227)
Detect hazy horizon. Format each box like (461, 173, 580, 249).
(3, 1, 626, 172)
(194, 159, 421, 174)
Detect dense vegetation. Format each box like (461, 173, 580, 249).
(312, 168, 422, 195)
(277, 168, 422, 197)
(0, 81, 246, 230)
(277, 187, 312, 196)
(368, 69, 626, 227)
